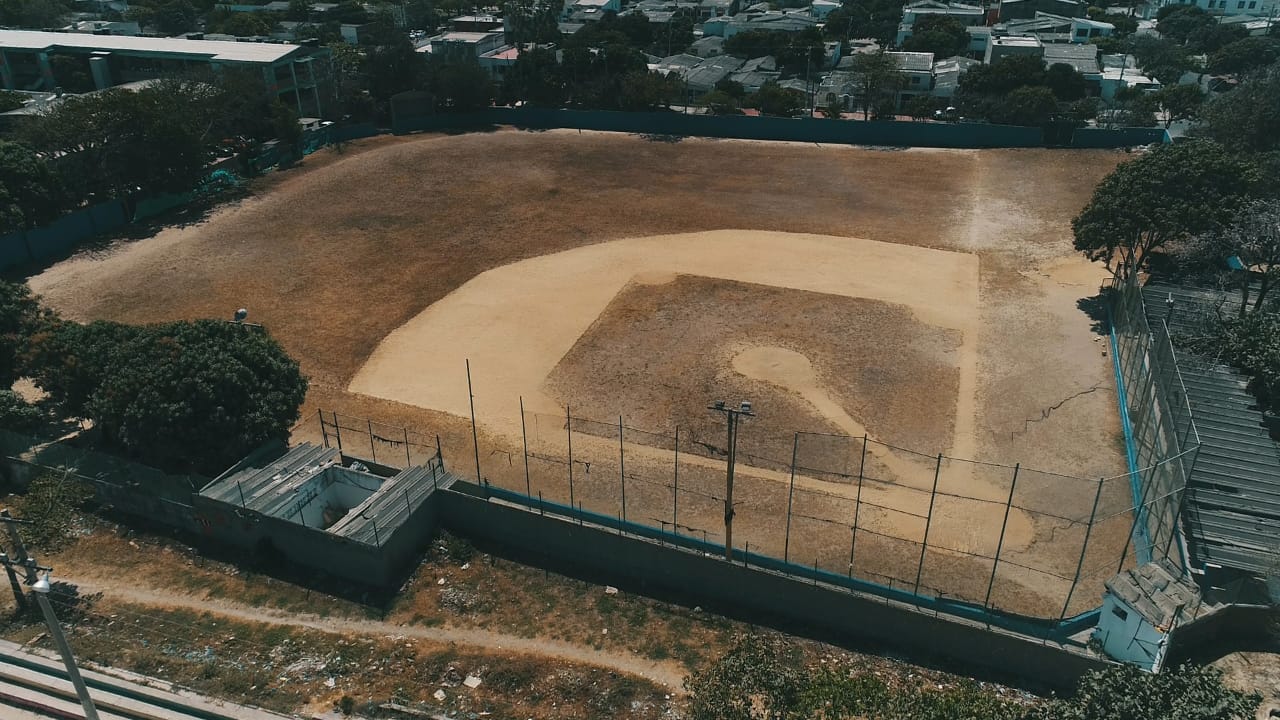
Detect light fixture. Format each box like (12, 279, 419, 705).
(32, 572, 51, 594)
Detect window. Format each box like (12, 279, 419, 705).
(1238, 1, 1245, 7)
(1249, 1, 1256, 7)
(1076, 28, 1089, 36)
(1111, 606, 1129, 621)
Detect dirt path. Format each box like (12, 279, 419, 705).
(61, 577, 688, 691)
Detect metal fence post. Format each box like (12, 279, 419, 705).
(520, 396, 531, 497)
(849, 434, 867, 576)
(403, 428, 411, 467)
(368, 419, 377, 463)
(914, 454, 942, 596)
(983, 463, 1019, 612)
(619, 416, 627, 523)
(567, 405, 575, 511)
(1061, 478, 1105, 621)
(466, 359, 481, 483)
(333, 411, 343, 451)
(672, 426, 680, 535)
(317, 409, 327, 448)
(785, 433, 797, 563)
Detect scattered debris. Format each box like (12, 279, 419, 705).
(433, 689, 446, 702)
(463, 675, 482, 689)
(604, 586, 618, 595)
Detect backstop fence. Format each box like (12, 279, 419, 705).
(319, 366, 1200, 628)
(1109, 274, 1199, 572)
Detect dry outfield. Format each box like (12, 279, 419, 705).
(26, 129, 1132, 618)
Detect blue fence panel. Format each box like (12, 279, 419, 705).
(0, 232, 31, 270)
(399, 108, 1168, 149)
(87, 199, 127, 234)
(480, 483, 1097, 641)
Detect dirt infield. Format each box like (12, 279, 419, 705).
(27, 129, 1132, 617)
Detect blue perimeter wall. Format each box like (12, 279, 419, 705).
(439, 480, 1108, 691)
(393, 108, 1169, 149)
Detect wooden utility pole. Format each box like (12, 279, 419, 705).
(708, 401, 754, 560)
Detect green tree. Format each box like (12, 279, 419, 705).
(1154, 82, 1203, 128)
(901, 15, 968, 59)
(0, 0, 70, 27)
(503, 0, 562, 44)
(1034, 664, 1260, 720)
(724, 28, 825, 74)
(431, 61, 495, 111)
(618, 70, 680, 111)
(151, 0, 198, 34)
(746, 82, 805, 117)
(1201, 64, 1280, 153)
(849, 49, 905, 120)
(500, 46, 566, 107)
(286, 0, 310, 19)
(1, 281, 57, 388)
(22, 82, 219, 206)
(1180, 199, 1280, 314)
(1072, 140, 1261, 278)
(1046, 62, 1087, 101)
(1156, 5, 1215, 45)
(0, 141, 62, 234)
(1209, 37, 1280, 76)
(701, 89, 741, 115)
(39, 319, 308, 474)
(823, 0, 908, 43)
(0, 90, 26, 113)
(0, 390, 44, 434)
(205, 8, 281, 36)
(1130, 35, 1194, 86)
(904, 93, 942, 120)
(991, 85, 1058, 126)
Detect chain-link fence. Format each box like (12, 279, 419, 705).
(1111, 275, 1200, 571)
(429, 387, 1204, 624)
(310, 410, 442, 470)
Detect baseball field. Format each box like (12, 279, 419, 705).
(27, 129, 1135, 618)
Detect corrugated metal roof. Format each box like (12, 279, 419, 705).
(1143, 280, 1280, 575)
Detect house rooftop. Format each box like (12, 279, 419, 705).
(0, 28, 303, 63)
(887, 50, 935, 72)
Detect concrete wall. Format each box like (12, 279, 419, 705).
(437, 483, 1108, 690)
(392, 107, 1169, 149)
(0, 199, 127, 272)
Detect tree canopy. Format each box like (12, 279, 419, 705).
(0, 141, 62, 234)
(1200, 64, 1280, 154)
(30, 319, 308, 474)
(901, 15, 968, 59)
(1072, 140, 1262, 278)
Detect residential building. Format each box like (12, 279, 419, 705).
(896, 0, 987, 45)
(888, 50, 934, 104)
(997, 0, 1086, 20)
(704, 9, 820, 38)
(984, 34, 1043, 63)
(562, 0, 621, 21)
(1218, 12, 1278, 33)
(0, 29, 328, 115)
(1070, 16, 1115, 41)
(450, 14, 505, 32)
(931, 55, 980, 97)
(478, 44, 522, 78)
(419, 30, 506, 60)
(811, 0, 841, 18)
(1156, 0, 1278, 16)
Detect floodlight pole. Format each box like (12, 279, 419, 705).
(708, 401, 754, 561)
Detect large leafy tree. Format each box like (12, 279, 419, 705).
(901, 15, 968, 59)
(1209, 37, 1280, 76)
(0, 141, 62, 235)
(33, 319, 308, 474)
(990, 85, 1058, 126)
(0, 281, 58, 388)
(21, 82, 220, 206)
(724, 28, 825, 75)
(1072, 140, 1261, 278)
(848, 49, 906, 120)
(1179, 199, 1280, 314)
(503, 0, 562, 44)
(1046, 62, 1087, 101)
(1155, 83, 1204, 128)
(1200, 64, 1280, 154)
(746, 82, 806, 117)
